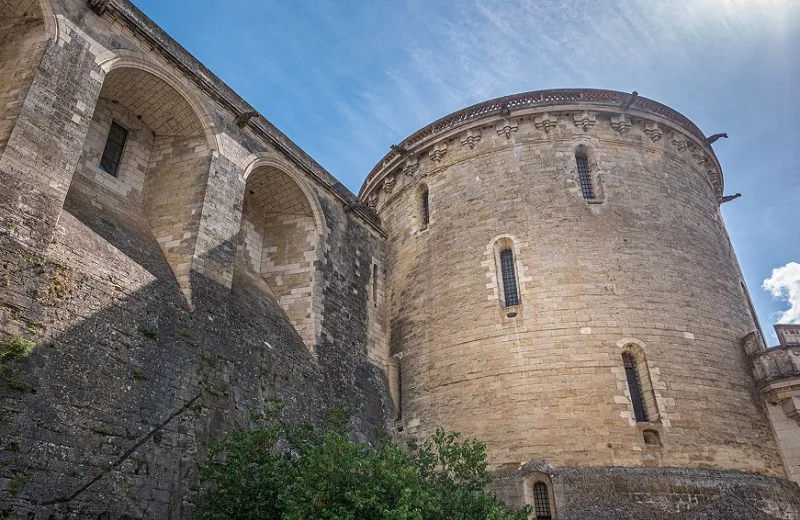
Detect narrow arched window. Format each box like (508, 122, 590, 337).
(533, 482, 552, 519)
(420, 186, 430, 227)
(372, 264, 379, 307)
(623, 351, 649, 423)
(499, 248, 519, 307)
(576, 152, 594, 200)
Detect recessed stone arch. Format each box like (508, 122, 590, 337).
(238, 159, 324, 349)
(63, 61, 217, 301)
(522, 472, 557, 519)
(615, 338, 661, 424)
(0, 0, 53, 157)
(96, 51, 220, 153)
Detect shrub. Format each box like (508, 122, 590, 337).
(195, 404, 529, 520)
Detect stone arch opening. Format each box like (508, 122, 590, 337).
(493, 236, 521, 310)
(523, 472, 556, 520)
(0, 0, 50, 157)
(416, 183, 430, 230)
(573, 143, 603, 201)
(239, 164, 323, 349)
(63, 64, 215, 298)
(620, 343, 660, 423)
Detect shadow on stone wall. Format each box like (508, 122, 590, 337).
(0, 189, 390, 519)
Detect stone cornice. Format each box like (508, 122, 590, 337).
(359, 89, 724, 200)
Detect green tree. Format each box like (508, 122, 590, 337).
(195, 403, 530, 520)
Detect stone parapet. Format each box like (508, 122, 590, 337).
(360, 88, 724, 200)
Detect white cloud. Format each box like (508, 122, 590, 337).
(763, 262, 800, 324)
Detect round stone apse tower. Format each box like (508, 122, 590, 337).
(360, 89, 800, 519)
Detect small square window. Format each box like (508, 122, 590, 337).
(99, 122, 128, 177)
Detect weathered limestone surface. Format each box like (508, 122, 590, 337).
(362, 92, 800, 517)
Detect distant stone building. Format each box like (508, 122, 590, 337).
(0, 1, 798, 519)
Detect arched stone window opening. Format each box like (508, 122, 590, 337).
(576, 152, 594, 199)
(533, 482, 553, 519)
(372, 263, 379, 307)
(417, 183, 430, 230)
(239, 165, 322, 349)
(491, 237, 522, 315)
(622, 349, 659, 423)
(62, 65, 214, 301)
(0, 0, 49, 157)
(573, 144, 603, 202)
(523, 473, 556, 520)
(499, 248, 519, 307)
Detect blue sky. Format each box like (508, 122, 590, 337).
(134, 0, 800, 338)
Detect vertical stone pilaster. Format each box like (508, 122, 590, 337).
(0, 36, 102, 247)
(190, 153, 245, 291)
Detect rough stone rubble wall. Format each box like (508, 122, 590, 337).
(0, 0, 391, 518)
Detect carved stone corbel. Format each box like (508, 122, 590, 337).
(383, 174, 396, 194)
(611, 114, 631, 134)
(496, 119, 518, 139)
(460, 129, 481, 149)
(574, 111, 596, 131)
(429, 143, 447, 163)
(644, 122, 663, 142)
(402, 156, 419, 176)
(671, 133, 687, 152)
(367, 193, 378, 210)
(534, 113, 557, 133)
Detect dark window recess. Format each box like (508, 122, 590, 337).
(99, 122, 128, 177)
(372, 264, 379, 307)
(533, 482, 552, 520)
(576, 154, 594, 200)
(421, 188, 430, 226)
(499, 248, 519, 307)
(623, 352, 649, 422)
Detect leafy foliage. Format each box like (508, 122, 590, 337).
(0, 335, 36, 364)
(195, 403, 530, 520)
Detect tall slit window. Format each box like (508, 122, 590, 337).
(533, 482, 552, 520)
(420, 186, 430, 228)
(576, 153, 594, 200)
(372, 264, 379, 307)
(99, 121, 128, 177)
(499, 248, 519, 307)
(623, 352, 649, 423)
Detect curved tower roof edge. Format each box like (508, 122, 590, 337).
(359, 88, 723, 198)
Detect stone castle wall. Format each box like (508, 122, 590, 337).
(2, 1, 800, 519)
(0, 1, 391, 518)
(362, 94, 800, 517)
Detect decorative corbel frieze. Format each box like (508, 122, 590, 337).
(383, 174, 396, 194)
(574, 111, 596, 131)
(460, 129, 481, 149)
(671, 133, 687, 152)
(88, 0, 110, 14)
(534, 113, 557, 132)
(496, 119, 518, 139)
(402, 156, 419, 176)
(429, 143, 447, 163)
(644, 122, 663, 142)
(611, 114, 631, 134)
